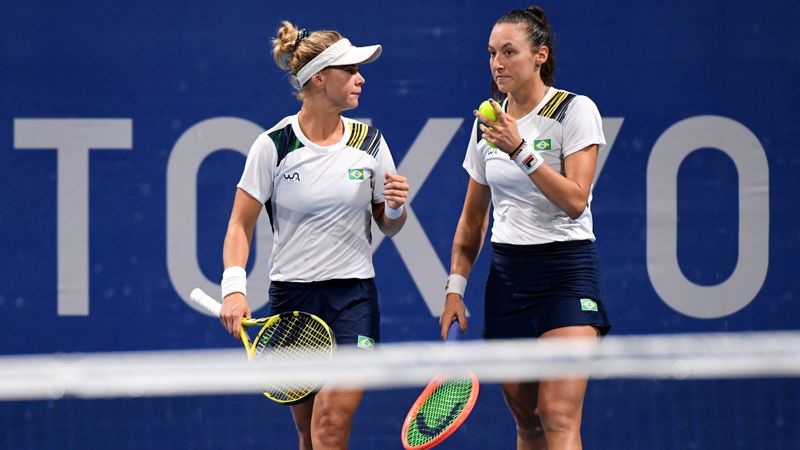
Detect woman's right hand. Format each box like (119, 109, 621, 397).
(439, 293, 468, 341)
(220, 292, 252, 340)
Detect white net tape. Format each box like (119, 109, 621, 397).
(2, 331, 799, 400)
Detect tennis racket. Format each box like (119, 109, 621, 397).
(401, 322, 480, 449)
(189, 288, 335, 404)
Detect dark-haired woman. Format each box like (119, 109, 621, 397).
(440, 6, 611, 449)
(219, 21, 408, 450)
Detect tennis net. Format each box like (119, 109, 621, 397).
(1, 331, 798, 449)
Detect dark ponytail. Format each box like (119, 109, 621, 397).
(490, 5, 556, 99)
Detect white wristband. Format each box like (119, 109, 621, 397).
(221, 266, 247, 299)
(385, 204, 404, 220)
(513, 142, 545, 175)
(445, 274, 468, 297)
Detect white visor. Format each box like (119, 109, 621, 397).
(294, 38, 382, 88)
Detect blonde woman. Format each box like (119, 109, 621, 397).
(219, 22, 408, 450)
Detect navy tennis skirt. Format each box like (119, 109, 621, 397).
(268, 278, 380, 349)
(484, 240, 611, 339)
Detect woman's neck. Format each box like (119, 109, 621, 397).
(297, 102, 343, 146)
(506, 79, 550, 119)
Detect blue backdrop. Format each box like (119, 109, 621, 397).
(1, 1, 798, 449)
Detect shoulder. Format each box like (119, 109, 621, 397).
(568, 94, 600, 115)
(264, 115, 297, 145)
(538, 88, 600, 123)
(250, 131, 275, 152)
(561, 89, 601, 118)
(537, 89, 576, 123)
(563, 94, 602, 129)
(342, 117, 384, 158)
(264, 115, 302, 161)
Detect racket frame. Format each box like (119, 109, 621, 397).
(401, 322, 480, 449)
(189, 288, 335, 404)
(401, 370, 480, 449)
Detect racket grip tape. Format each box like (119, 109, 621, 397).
(189, 288, 223, 317)
(447, 321, 460, 342)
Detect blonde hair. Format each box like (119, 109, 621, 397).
(271, 21, 342, 99)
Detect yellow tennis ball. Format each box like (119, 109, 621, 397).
(478, 100, 497, 122)
(478, 100, 497, 148)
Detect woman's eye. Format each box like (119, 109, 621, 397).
(332, 65, 358, 74)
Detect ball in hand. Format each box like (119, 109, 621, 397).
(478, 100, 498, 148)
(478, 100, 497, 122)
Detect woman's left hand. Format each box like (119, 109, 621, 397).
(384, 173, 409, 210)
(475, 99, 521, 155)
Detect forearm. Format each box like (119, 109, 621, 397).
(222, 189, 263, 270)
(450, 179, 492, 279)
(440, 180, 490, 337)
(375, 204, 407, 237)
(450, 211, 488, 277)
(441, 211, 486, 337)
(222, 224, 253, 269)
(530, 164, 590, 219)
(219, 189, 261, 332)
(514, 144, 597, 220)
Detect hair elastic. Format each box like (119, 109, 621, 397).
(294, 28, 309, 50)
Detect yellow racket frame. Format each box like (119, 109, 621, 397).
(239, 311, 335, 404)
(189, 288, 335, 404)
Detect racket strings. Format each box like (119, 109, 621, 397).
(253, 314, 334, 402)
(405, 376, 475, 447)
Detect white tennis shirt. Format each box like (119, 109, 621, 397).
(463, 87, 606, 244)
(238, 114, 397, 281)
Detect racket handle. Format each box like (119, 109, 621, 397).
(189, 288, 222, 317)
(447, 321, 461, 342)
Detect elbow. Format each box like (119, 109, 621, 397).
(566, 209, 583, 221)
(564, 201, 588, 221)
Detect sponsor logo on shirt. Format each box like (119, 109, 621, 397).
(282, 172, 301, 182)
(534, 139, 552, 151)
(348, 168, 365, 180)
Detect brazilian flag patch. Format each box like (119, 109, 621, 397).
(357, 335, 375, 350)
(533, 139, 551, 151)
(580, 298, 598, 312)
(348, 168, 365, 180)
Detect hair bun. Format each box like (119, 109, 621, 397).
(272, 20, 299, 70)
(526, 6, 549, 24)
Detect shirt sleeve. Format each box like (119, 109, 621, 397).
(562, 95, 606, 157)
(236, 132, 276, 203)
(373, 136, 397, 204)
(462, 118, 488, 185)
